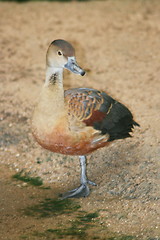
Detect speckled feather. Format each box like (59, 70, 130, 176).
(65, 88, 139, 142)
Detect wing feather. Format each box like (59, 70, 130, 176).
(64, 88, 139, 141)
(65, 87, 113, 125)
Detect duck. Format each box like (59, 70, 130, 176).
(32, 39, 139, 199)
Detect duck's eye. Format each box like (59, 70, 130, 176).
(57, 50, 63, 56)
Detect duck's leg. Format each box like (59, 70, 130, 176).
(61, 155, 96, 199)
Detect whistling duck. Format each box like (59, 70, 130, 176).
(32, 39, 139, 199)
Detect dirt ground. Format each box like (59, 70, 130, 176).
(0, 0, 160, 239)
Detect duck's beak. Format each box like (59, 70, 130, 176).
(64, 57, 85, 76)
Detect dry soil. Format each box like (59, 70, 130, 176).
(0, 1, 160, 239)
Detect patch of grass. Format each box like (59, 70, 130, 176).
(46, 226, 86, 238)
(24, 205, 99, 239)
(12, 171, 43, 186)
(77, 212, 99, 223)
(23, 198, 81, 218)
(22, 202, 137, 240)
(21, 196, 137, 240)
(43, 211, 99, 239)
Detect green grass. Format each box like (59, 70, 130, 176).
(47, 211, 99, 238)
(23, 198, 81, 218)
(12, 171, 43, 186)
(77, 212, 99, 223)
(31, 211, 99, 239)
(22, 197, 100, 239)
(46, 226, 86, 238)
(29, 211, 137, 240)
(21, 199, 139, 240)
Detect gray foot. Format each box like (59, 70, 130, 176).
(61, 180, 96, 199)
(60, 156, 96, 199)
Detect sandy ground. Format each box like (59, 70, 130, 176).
(0, 0, 160, 239)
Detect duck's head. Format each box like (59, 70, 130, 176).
(46, 39, 85, 76)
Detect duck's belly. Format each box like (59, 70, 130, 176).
(33, 127, 110, 156)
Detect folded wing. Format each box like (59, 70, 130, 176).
(65, 88, 139, 142)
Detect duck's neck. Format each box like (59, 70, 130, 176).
(38, 66, 65, 114)
(32, 66, 67, 135)
(45, 66, 63, 88)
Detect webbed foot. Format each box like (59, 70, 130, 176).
(61, 184, 89, 199)
(61, 180, 96, 199)
(60, 156, 96, 199)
